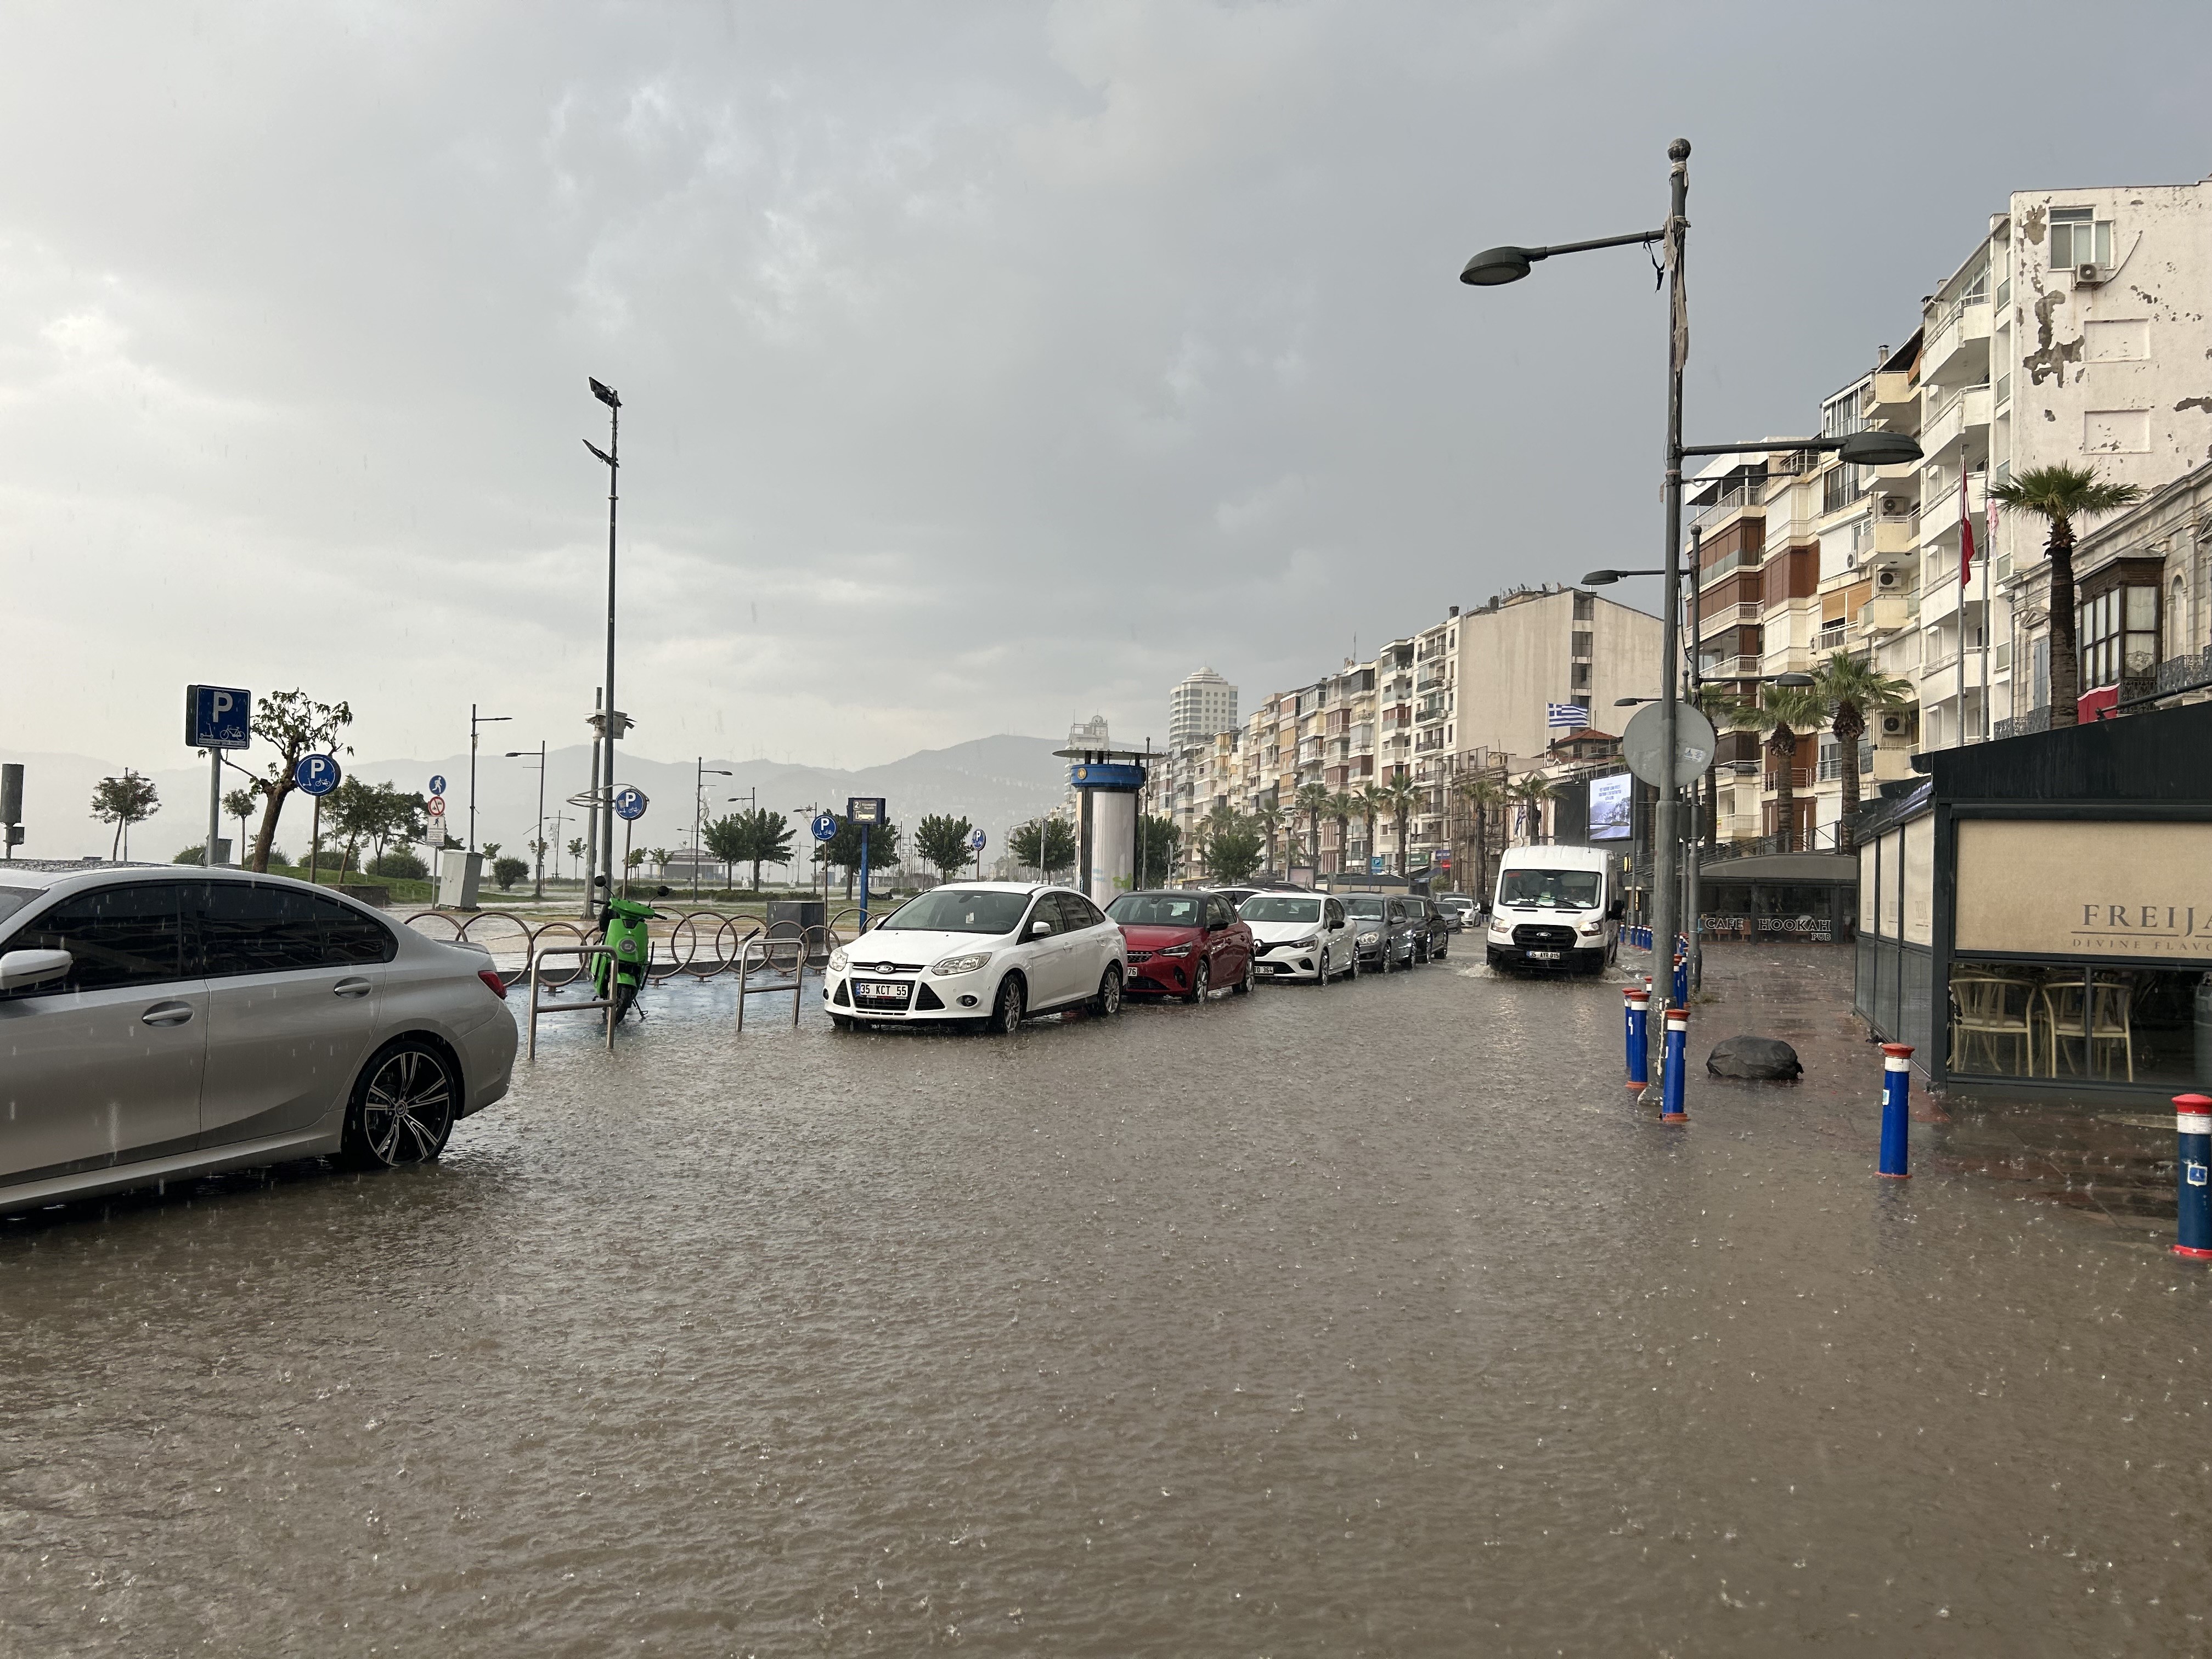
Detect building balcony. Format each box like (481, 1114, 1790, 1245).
(1696, 601, 1763, 637)
(1701, 653, 1762, 679)
(1920, 383, 1990, 462)
(1922, 299, 1991, 383)
(1865, 370, 1919, 425)
(1871, 515, 1918, 557)
(1856, 595, 1910, 635)
(1690, 491, 1767, 537)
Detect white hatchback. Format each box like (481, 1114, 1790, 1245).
(824, 883, 1127, 1033)
(1238, 891, 1358, 984)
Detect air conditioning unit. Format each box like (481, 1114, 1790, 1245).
(1877, 567, 1903, 590)
(1881, 714, 1912, 736)
(2074, 262, 2106, 286)
(1881, 495, 1908, 516)
(1844, 552, 1858, 569)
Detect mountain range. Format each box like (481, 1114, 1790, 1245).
(2, 734, 1076, 870)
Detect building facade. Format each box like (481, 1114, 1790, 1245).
(1167, 668, 1238, 752)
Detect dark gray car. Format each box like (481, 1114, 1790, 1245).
(1340, 894, 1418, 972)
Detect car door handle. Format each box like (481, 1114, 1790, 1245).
(140, 1001, 195, 1028)
(333, 978, 374, 998)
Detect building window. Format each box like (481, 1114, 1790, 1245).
(1571, 630, 1593, 658)
(1822, 463, 1865, 515)
(1573, 591, 1594, 621)
(2078, 584, 2158, 690)
(1571, 662, 1592, 690)
(2047, 207, 2112, 271)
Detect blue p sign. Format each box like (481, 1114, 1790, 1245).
(810, 812, 838, 843)
(294, 754, 342, 797)
(613, 786, 648, 821)
(966, 827, 986, 851)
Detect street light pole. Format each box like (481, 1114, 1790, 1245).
(693, 759, 732, 901)
(469, 704, 511, 853)
(506, 743, 548, 900)
(1652, 138, 1691, 1019)
(584, 378, 622, 907)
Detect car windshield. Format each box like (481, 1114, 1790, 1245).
(879, 889, 1029, 934)
(1107, 893, 1206, 927)
(0, 885, 40, 928)
(1342, 896, 1385, 918)
(1498, 870, 1602, 907)
(1242, 896, 1320, 924)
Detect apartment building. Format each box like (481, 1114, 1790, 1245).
(1168, 667, 1238, 750)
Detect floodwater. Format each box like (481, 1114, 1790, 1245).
(4, 947, 2209, 1656)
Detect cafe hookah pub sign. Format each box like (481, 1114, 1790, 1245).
(1955, 819, 2212, 961)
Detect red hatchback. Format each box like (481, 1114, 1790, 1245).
(1104, 889, 1255, 1001)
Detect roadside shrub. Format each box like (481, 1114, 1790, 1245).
(492, 856, 529, 891)
(368, 850, 429, 881)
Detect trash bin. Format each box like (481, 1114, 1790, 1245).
(766, 899, 828, 965)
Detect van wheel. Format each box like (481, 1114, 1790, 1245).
(338, 1040, 457, 1171)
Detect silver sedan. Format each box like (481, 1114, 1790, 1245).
(0, 865, 517, 1211)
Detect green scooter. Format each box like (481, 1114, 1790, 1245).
(592, 881, 672, 1022)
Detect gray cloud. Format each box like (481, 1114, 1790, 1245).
(4, 0, 2208, 778)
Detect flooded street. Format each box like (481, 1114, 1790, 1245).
(4, 949, 2209, 1655)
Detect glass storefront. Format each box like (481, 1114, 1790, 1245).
(1948, 960, 2212, 1088)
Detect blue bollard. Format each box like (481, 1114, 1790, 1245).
(2175, 1093, 2212, 1260)
(1624, 985, 1649, 1092)
(1672, 947, 1688, 1009)
(1659, 1007, 1688, 1121)
(1877, 1042, 1914, 1178)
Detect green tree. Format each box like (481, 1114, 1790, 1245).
(1740, 684, 1828, 851)
(1293, 782, 1331, 873)
(222, 786, 259, 862)
(1379, 775, 1421, 872)
(1205, 820, 1266, 883)
(1008, 818, 1075, 878)
(818, 818, 899, 898)
(913, 814, 977, 883)
(244, 689, 353, 872)
(1353, 780, 1388, 872)
(1453, 774, 1505, 897)
(1810, 653, 1910, 850)
(1137, 815, 1179, 888)
(737, 808, 795, 889)
(482, 840, 501, 862)
(701, 812, 746, 888)
(324, 776, 381, 885)
(567, 837, 588, 882)
(1686, 682, 1747, 856)
(493, 855, 529, 891)
(1252, 797, 1285, 876)
(1506, 774, 1552, 845)
(1325, 789, 1360, 872)
(91, 772, 160, 860)
(1987, 462, 2146, 727)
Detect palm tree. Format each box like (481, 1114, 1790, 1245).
(1453, 774, 1505, 897)
(1354, 781, 1389, 874)
(1378, 775, 1420, 872)
(1740, 684, 1827, 851)
(1811, 652, 1911, 850)
(1506, 775, 1551, 845)
(1294, 782, 1331, 875)
(1988, 463, 2145, 727)
(1688, 682, 1747, 856)
(1253, 798, 1286, 877)
(1325, 789, 1361, 873)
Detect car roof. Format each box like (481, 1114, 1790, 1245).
(0, 863, 388, 909)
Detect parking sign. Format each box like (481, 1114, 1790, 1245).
(294, 754, 342, 797)
(185, 685, 252, 750)
(613, 786, 649, 821)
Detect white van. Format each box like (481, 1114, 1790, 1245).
(1484, 845, 1622, 974)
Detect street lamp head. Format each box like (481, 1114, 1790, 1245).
(1613, 696, 1652, 707)
(1771, 672, 1816, 687)
(1460, 245, 1538, 286)
(1581, 569, 1622, 585)
(1835, 429, 1922, 467)
(589, 377, 621, 409)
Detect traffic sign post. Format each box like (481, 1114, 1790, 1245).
(296, 755, 342, 887)
(613, 787, 647, 896)
(848, 798, 891, 934)
(966, 825, 987, 882)
(428, 774, 447, 797)
(187, 685, 252, 870)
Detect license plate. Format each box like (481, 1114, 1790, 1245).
(854, 979, 911, 1004)
(1531, 950, 1562, 961)
(1259, 963, 1279, 975)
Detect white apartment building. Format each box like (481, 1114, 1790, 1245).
(1167, 667, 1238, 751)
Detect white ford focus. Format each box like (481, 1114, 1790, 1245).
(825, 883, 1127, 1034)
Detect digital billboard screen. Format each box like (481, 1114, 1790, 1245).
(1589, 771, 1632, 842)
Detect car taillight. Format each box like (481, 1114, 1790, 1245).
(478, 968, 509, 1000)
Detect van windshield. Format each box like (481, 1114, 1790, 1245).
(1498, 870, 1601, 908)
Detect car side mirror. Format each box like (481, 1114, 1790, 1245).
(0, 947, 72, 991)
(1030, 919, 1052, 936)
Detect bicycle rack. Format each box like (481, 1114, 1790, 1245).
(526, 943, 619, 1057)
(735, 923, 840, 1031)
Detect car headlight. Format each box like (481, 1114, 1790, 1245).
(1578, 921, 1604, 934)
(1159, 943, 1193, 957)
(827, 947, 849, 971)
(930, 950, 992, 975)
(1358, 930, 1380, 945)
(1286, 935, 1316, 949)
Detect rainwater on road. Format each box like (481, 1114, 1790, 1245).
(4, 947, 2208, 1656)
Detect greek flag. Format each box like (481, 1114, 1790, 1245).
(1547, 702, 1590, 730)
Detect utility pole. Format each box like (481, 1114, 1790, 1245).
(583, 379, 622, 909)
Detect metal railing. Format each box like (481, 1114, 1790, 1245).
(525, 943, 617, 1057)
(1994, 706, 2052, 738)
(405, 905, 780, 987)
(735, 924, 837, 1030)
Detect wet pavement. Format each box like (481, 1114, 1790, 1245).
(4, 946, 2209, 1655)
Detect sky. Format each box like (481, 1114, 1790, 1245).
(5, 0, 2210, 782)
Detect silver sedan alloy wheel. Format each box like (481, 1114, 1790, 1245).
(356, 1047, 455, 1166)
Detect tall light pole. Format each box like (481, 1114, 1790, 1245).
(506, 743, 548, 900)
(583, 377, 622, 904)
(693, 759, 733, 900)
(1466, 141, 1921, 1015)
(469, 704, 511, 853)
